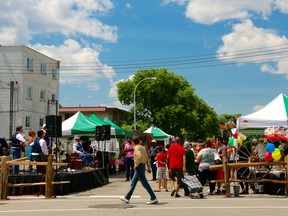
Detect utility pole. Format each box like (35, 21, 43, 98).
(9, 81, 14, 140)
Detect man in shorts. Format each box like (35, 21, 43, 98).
(167, 137, 186, 198)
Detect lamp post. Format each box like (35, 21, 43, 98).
(133, 77, 157, 131)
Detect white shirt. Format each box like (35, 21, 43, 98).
(15, 133, 28, 145)
(31, 138, 48, 156)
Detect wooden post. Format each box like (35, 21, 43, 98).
(0, 157, 3, 199)
(1, 156, 10, 200)
(223, 156, 230, 197)
(45, 155, 54, 199)
(286, 161, 288, 198)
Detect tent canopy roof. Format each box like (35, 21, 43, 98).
(144, 126, 173, 140)
(62, 111, 101, 136)
(103, 117, 134, 138)
(237, 93, 288, 134)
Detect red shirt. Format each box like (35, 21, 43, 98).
(156, 152, 167, 168)
(168, 144, 186, 169)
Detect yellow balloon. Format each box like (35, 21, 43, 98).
(237, 136, 244, 144)
(272, 151, 281, 161)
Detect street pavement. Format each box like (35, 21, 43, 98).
(1, 171, 288, 216)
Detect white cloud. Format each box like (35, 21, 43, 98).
(31, 39, 116, 84)
(108, 78, 133, 111)
(216, 19, 288, 77)
(108, 80, 121, 98)
(164, 0, 274, 24)
(0, 27, 18, 45)
(161, 0, 189, 6)
(253, 105, 264, 112)
(0, 0, 117, 44)
(87, 83, 100, 92)
(274, 0, 288, 13)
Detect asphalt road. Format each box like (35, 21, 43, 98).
(1, 171, 288, 216)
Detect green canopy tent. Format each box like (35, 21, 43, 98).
(144, 126, 173, 139)
(88, 114, 117, 138)
(89, 114, 107, 125)
(103, 117, 134, 138)
(62, 111, 102, 136)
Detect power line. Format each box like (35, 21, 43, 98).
(1, 44, 288, 74)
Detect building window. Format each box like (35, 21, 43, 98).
(27, 58, 33, 71)
(39, 117, 44, 127)
(25, 116, 31, 128)
(26, 86, 33, 99)
(52, 68, 58, 79)
(40, 90, 46, 101)
(41, 63, 46, 74)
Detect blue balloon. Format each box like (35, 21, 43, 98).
(266, 143, 275, 153)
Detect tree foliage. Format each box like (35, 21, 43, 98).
(117, 68, 219, 140)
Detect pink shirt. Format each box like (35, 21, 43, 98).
(124, 142, 134, 158)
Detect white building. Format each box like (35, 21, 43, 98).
(0, 45, 60, 140)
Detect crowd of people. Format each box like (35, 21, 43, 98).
(119, 135, 288, 205)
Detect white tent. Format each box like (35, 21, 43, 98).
(144, 126, 174, 145)
(237, 93, 288, 134)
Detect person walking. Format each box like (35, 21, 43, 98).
(124, 138, 134, 181)
(167, 137, 186, 198)
(120, 136, 158, 205)
(154, 147, 168, 192)
(149, 139, 158, 181)
(197, 140, 217, 195)
(183, 141, 195, 196)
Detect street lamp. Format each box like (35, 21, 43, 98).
(133, 77, 157, 131)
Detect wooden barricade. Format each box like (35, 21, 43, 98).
(210, 159, 288, 198)
(0, 155, 70, 200)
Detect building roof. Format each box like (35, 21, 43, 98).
(59, 106, 129, 113)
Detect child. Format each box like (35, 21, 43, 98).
(154, 147, 168, 192)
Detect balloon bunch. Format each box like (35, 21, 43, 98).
(264, 143, 281, 161)
(229, 132, 246, 146)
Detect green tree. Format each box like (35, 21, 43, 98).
(218, 114, 241, 129)
(117, 68, 219, 140)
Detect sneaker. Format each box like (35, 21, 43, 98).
(175, 193, 181, 198)
(120, 196, 129, 204)
(146, 198, 158, 205)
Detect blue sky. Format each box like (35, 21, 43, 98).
(1, 0, 288, 115)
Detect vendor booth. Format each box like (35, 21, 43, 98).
(234, 93, 288, 195)
(237, 93, 288, 134)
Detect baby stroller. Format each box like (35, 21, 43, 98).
(182, 173, 204, 199)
